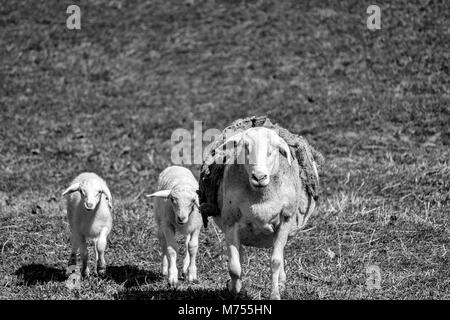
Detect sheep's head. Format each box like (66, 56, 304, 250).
(147, 186, 199, 225)
(62, 180, 112, 211)
(218, 127, 293, 188)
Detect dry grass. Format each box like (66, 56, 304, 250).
(0, 0, 449, 299)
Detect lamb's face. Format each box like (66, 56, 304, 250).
(233, 128, 291, 189)
(80, 180, 103, 211)
(169, 187, 199, 225)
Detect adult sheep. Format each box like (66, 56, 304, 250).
(203, 124, 320, 300)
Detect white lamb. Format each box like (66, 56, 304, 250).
(62, 172, 113, 277)
(147, 166, 202, 287)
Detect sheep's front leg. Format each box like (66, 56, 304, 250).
(68, 233, 80, 266)
(279, 258, 286, 293)
(80, 236, 90, 278)
(158, 229, 168, 276)
(270, 217, 290, 300)
(182, 233, 191, 278)
(95, 228, 108, 276)
(186, 229, 199, 282)
(163, 225, 178, 287)
(225, 223, 242, 296)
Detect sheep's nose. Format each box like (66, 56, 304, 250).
(252, 173, 268, 182)
(84, 202, 94, 211)
(177, 217, 188, 225)
(250, 172, 269, 188)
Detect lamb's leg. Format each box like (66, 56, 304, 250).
(239, 245, 245, 265)
(186, 229, 199, 282)
(270, 217, 290, 300)
(80, 236, 90, 278)
(163, 225, 178, 287)
(225, 223, 242, 296)
(68, 233, 80, 266)
(182, 233, 191, 278)
(279, 253, 286, 293)
(158, 229, 168, 276)
(95, 228, 108, 276)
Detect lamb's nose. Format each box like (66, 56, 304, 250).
(85, 203, 94, 210)
(177, 217, 187, 225)
(252, 173, 268, 182)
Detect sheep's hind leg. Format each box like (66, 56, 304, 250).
(270, 217, 290, 300)
(95, 228, 108, 277)
(225, 223, 242, 296)
(158, 229, 168, 276)
(80, 236, 90, 278)
(186, 229, 199, 282)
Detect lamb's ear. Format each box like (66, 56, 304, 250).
(62, 183, 81, 196)
(101, 187, 113, 208)
(193, 195, 200, 208)
(146, 190, 171, 198)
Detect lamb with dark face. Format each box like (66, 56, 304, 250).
(62, 172, 113, 278)
(147, 166, 202, 287)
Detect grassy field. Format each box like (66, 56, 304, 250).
(0, 0, 449, 299)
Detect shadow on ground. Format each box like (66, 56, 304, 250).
(106, 265, 162, 288)
(14, 264, 66, 285)
(115, 286, 251, 300)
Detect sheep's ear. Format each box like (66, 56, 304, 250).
(101, 187, 113, 208)
(277, 139, 293, 165)
(62, 183, 81, 196)
(146, 190, 171, 198)
(216, 132, 244, 152)
(193, 195, 200, 208)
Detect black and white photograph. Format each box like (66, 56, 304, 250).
(0, 0, 449, 307)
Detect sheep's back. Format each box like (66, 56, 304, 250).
(157, 166, 198, 191)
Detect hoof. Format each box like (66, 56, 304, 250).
(168, 281, 178, 289)
(226, 279, 244, 298)
(269, 292, 281, 300)
(66, 265, 80, 277)
(96, 267, 106, 277)
(168, 273, 179, 288)
(186, 270, 198, 283)
(81, 267, 90, 278)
